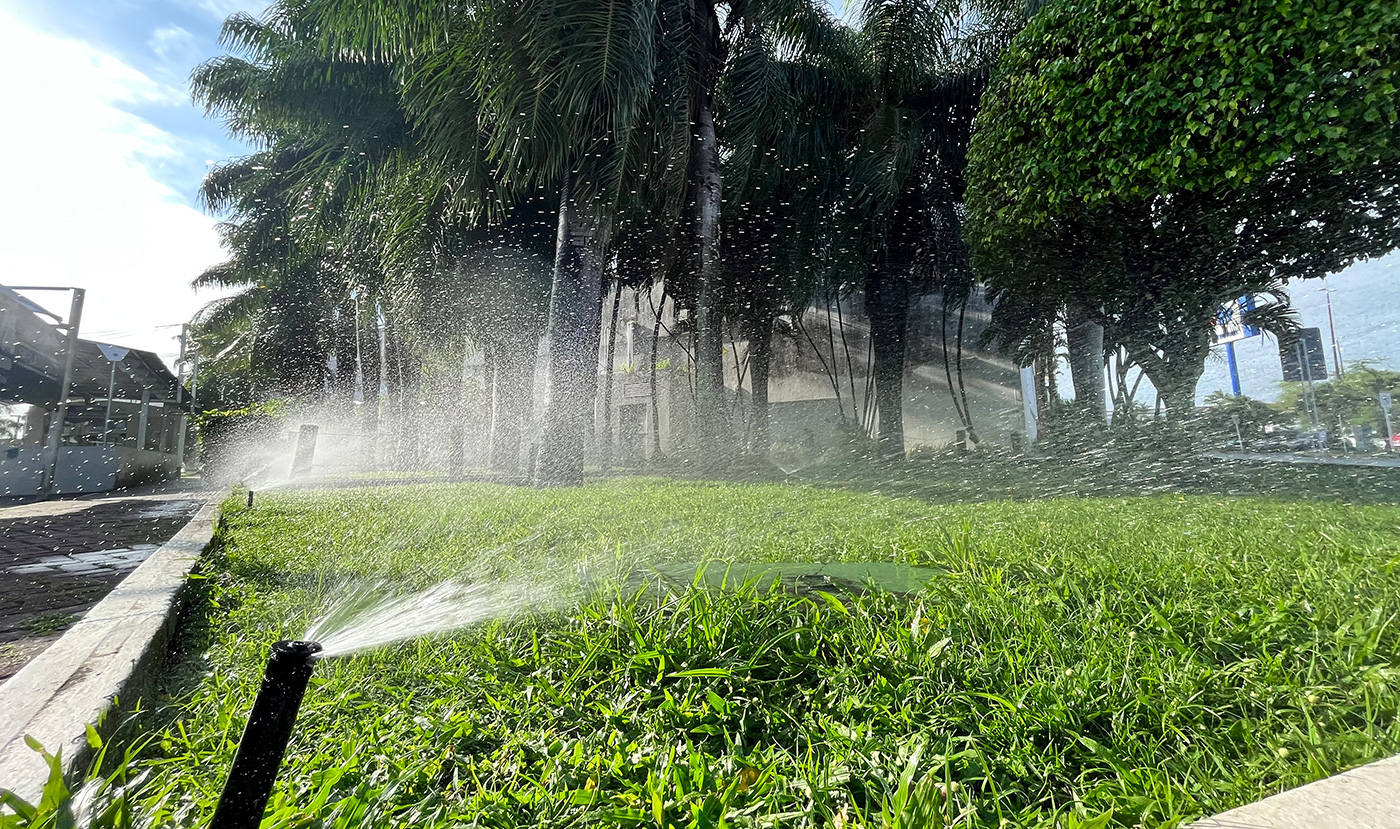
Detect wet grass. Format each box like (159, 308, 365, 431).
(765, 449, 1400, 506)
(118, 477, 1400, 828)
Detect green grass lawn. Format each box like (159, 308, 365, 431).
(114, 475, 1400, 828)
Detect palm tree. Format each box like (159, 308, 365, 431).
(837, 0, 1034, 457)
(197, 5, 564, 472)
(646, 0, 846, 459)
(719, 10, 860, 453)
(190, 8, 416, 399)
(296, 0, 659, 485)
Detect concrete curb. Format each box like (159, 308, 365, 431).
(0, 501, 217, 801)
(1189, 754, 1400, 828)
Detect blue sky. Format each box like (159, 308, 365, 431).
(3, 0, 261, 198)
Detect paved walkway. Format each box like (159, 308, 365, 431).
(0, 482, 210, 684)
(1206, 451, 1400, 469)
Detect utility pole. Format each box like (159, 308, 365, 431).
(40, 288, 84, 498)
(1298, 340, 1321, 439)
(1322, 281, 1344, 378)
(175, 324, 188, 405)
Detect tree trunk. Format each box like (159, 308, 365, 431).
(1151, 356, 1203, 418)
(1128, 318, 1212, 421)
(487, 339, 532, 473)
(398, 350, 420, 469)
(598, 280, 623, 470)
(688, 0, 726, 460)
(953, 298, 979, 444)
(536, 171, 609, 486)
(866, 267, 910, 459)
(446, 339, 470, 481)
(650, 289, 667, 460)
(1065, 303, 1107, 424)
(692, 94, 726, 457)
(747, 313, 772, 455)
(1152, 349, 1209, 419)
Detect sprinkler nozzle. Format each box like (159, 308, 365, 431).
(246, 489, 255, 508)
(209, 640, 322, 829)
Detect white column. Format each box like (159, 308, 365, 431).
(136, 389, 151, 450)
(176, 414, 187, 470)
(1020, 364, 1039, 445)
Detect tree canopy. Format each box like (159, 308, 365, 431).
(970, 0, 1400, 220)
(967, 0, 1400, 412)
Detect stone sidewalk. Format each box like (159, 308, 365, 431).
(1206, 450, 1400, 468)
(0, 482, 210, 684)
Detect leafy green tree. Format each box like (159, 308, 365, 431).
(969, 0, 1400, 415)
(1202, 391, 1287, 447)
(1280, 364, 1400, 437)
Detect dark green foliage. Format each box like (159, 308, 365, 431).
(1201, 392, 1289, 445)
(969, 0, 1400, 219)
(1279, 364, 1400, 434)
(968, 0, 1400, 413)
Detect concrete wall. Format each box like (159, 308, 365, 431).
(0, 446, 181, 497)
(0, 447, 44, 496)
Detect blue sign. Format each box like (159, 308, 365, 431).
(1212, 296, 1260, 345)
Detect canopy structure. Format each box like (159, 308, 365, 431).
(1, 285, 189, 497)
(1, 286, 182, 408)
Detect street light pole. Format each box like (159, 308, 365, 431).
(1322, 282, 1344, 379)
(40, 288, 85, 498)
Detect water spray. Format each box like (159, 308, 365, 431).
(209, 640, 322, 829)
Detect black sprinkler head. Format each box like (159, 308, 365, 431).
(209, 640, 322, 829)
(246, 489, 255, 508)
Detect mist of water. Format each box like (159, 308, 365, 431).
(771, 456, 817, 476)
(304, 577, 558, 658)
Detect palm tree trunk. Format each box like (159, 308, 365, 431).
(487, 339, 532, 472)
(747, 313, 772, 455)
(649, 289, 667, 460)
(447, 338, 470, 481)
(536, 171, 609, 486)
(693, 95, 727, 456)
(598, 280, 623, 470)
(866, 266, 910, 459)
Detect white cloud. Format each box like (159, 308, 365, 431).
(174, 0, 272, 21)
(149, 24, 201, 66)
(0, 7, 229, 368)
